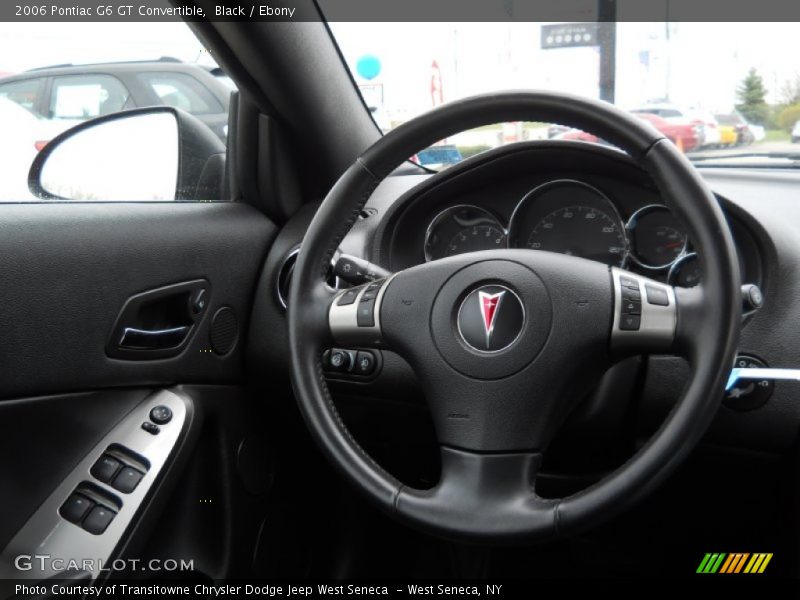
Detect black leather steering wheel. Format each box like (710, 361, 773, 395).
(287, 92, 741, 542)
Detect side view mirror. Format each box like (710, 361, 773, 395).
(28, 107, 226, 201)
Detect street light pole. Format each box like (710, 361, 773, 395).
(598, 0, 617, 103)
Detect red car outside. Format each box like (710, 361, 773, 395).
(556, 113, 701, 152)
(633, 112, 701, 152)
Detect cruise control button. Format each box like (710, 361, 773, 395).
(149, 405, 172, 425)
(356, 298, 376, 327)
(336, 288, 359, 306)
(619, 276, 640, 290)
(90, 455, 122, 483)
(354, 351, 376, 375)
(60, 494, 94, 524)
(112, 467, 144, 494)
(83, 505, 116, 535)
(645, 284, 670, 306)
(622, 300, 641, 315)
(619, 314, 641, 331)
(621, 287, 641, 301)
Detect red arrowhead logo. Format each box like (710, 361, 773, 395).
(478, 290, 505, 348)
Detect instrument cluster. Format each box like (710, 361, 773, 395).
(422, 178, 698, 286)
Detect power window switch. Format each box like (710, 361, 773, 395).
(90, 454, 122, 483)
(83, 505, 116, 535)
(112, 467, 144, 494)
(60, 493, 94, 524)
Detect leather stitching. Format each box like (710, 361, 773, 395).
(318, 158, 380, 278)
(312, 347, 398, 484)
(310, 158, 399, 490)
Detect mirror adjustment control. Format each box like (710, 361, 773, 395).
(90, 455, 122, 484)
(60, 494, 94, 524)
(83, 505, 116, 535)
(149, 405, 172, 425)
(112, 467, 144, 494)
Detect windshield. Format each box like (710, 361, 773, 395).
(328, 22, 800, 168)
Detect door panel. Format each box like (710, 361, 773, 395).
(0, 389, 147, 552)
(0, 202, 277, 583)
(0, 202, 275, 400)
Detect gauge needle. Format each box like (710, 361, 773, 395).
(663, 241, 684, 249)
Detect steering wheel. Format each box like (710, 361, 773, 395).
(287, 92, 741, 542)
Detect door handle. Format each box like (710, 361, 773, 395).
(119, 326, 190, 350)
(107, 279, 209, 359)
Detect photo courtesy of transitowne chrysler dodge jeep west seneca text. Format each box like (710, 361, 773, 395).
(2, 0, 800, 596)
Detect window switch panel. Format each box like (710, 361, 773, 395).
(82, 505, 116, 535)
(112, 466, 144, 494)
(90, 454, 122, 484)
(59, 494, 94, 524)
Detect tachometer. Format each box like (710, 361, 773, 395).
(626, 204, 687, 269)
(424, 205, 506, 261)
(508, 180, 627, 267)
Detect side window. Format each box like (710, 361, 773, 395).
(49, 75, 133, 120)
(0, 22, 229, 203)
(0, 78, 45, 115)
(138, 72, 223, 116)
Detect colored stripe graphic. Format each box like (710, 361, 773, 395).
(698, 552, 773, 574)
(720, 553, 749, 573)
(697, 553, 726, 573)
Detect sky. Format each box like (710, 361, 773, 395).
(330, 22, 800, 118)
(0, 21, 798, 120)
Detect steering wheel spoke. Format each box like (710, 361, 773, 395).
(610, 267, 678, 355)
(328, 275, 395, 349)
(398, 446, 556, 540)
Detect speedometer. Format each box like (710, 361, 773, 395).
(508, 179, 628, 267)
(527, 205, 627, 265)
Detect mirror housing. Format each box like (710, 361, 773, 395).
(28, 106, 226, 201)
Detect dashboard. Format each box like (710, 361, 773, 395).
(253, 139, 800, 458)
(382, 142, 762, 290)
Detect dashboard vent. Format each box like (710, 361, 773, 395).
(276, 247, 340, 311)
(276, 248, 300, 310)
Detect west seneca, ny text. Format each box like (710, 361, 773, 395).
(16, 584, 505, 597)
